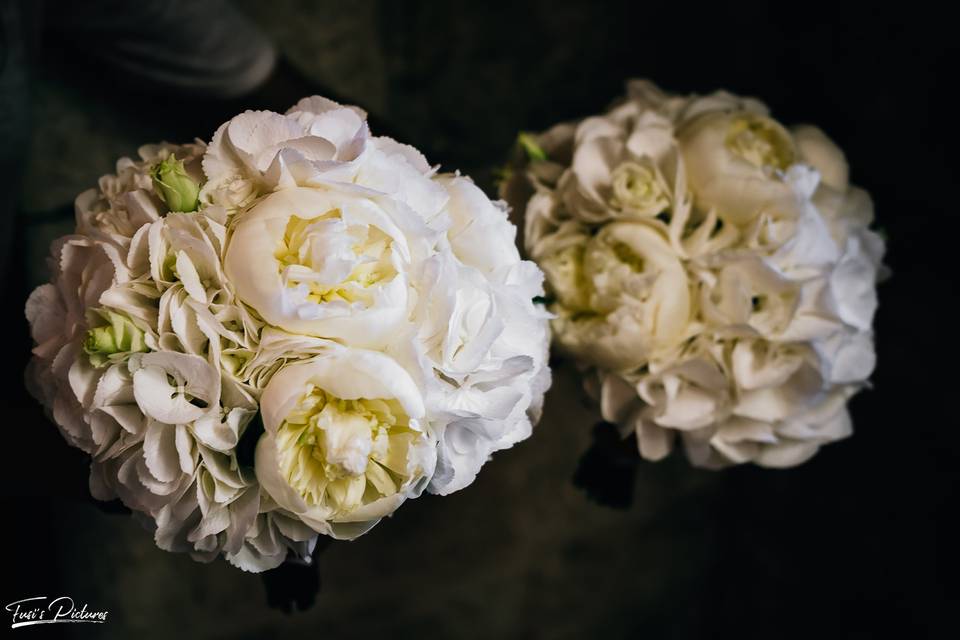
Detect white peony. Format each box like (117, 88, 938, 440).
(535, 220, 691, 372)
(26, 95, 551, 571)
(255, 347, 435, 539)
(224, 186, 415, 349)
(505, 79, 884, 469)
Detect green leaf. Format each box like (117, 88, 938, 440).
(517, 132, 548, 162)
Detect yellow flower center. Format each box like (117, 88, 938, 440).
(275, 212, 397, 306)
(610, 240, 647, 273)
(275, 384, 419, 515)
(725, 115, 795, 171)
(610, 161, 669, 216)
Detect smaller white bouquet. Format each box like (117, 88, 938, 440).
(502, 80, 885, 468)
(26, 96, 551, 571)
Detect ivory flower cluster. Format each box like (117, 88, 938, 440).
(26, 97, 550, 571)
(503, 80, 884, 468)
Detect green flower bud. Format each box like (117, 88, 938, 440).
(517, 132, 548, 162)
(151, 155, 200, 212)
(83, 311, 149, 368)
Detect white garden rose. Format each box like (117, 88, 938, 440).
(534, 220, 691, 372)
(678, 110, 799, 226)
(255, 348, 435, 539)
(560, 110, 676, 223)
(224, 186, 415, 348)
(26, 94, 550, 571)
(505, 79, 884, 469)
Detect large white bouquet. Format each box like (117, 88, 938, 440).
(26, 97, 551, 571)
(503, 80, 884, 469)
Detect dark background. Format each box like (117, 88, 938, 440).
(1, 1, 956, 638)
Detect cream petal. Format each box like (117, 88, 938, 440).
(733, 362, 824, 423)
(354, 147, 449, 219)
(175, 424, 197, 475)
(131, 352, 221, 425)
(259, 347, 426, 434)
(92, 364, 136, 407)
(439, 175, 521, 273)
(793, 125, 849, 190)
(224, 545, 287, 573)
(600, 373, 639, 424)
(754, 440, 822, 468)
(374, 136, 431, 173)
(192, 408, 249, 452)
(26, 284, 67, 357)
(143, 420, 182, 484)
(222, 487, 260, 555)
(636, 419, 673, 461)
(732, 340, 805, 390)
(254, 433, 311, 518)
(830, 235, 879, 331)
(68, 356, 102, 409)
(224, 187, 410, 348)
(175, 251, 207, 304)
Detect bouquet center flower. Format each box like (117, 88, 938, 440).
(275, 384, 418, 513)
(225, 187, 413, 347)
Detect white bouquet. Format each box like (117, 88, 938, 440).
(25, 97, 551, 571)
(503, 80, 884, 469)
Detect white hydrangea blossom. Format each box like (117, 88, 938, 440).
(505, 79, 884, 469)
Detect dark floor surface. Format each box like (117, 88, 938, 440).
(2, 2, 956, 638)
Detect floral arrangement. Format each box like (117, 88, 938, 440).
(502, 80, 884, 468)
(25, 97, 551, 571)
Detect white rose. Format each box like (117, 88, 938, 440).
(536, 221, 691, 371)
(560, 110, 676, 223)
(255, 347, 436, 539)
(678, 110, 799, 225)
(224, 186, 417, 348)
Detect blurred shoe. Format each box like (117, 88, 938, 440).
(46, 0, 276, 99)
